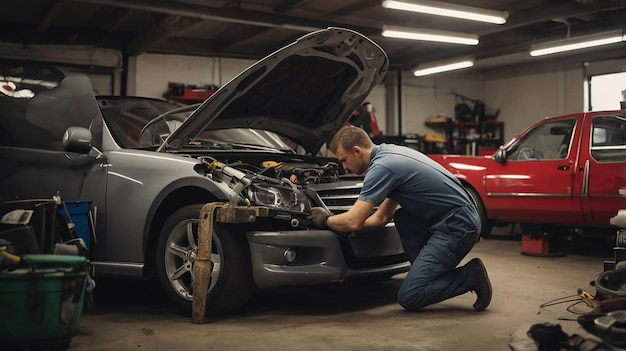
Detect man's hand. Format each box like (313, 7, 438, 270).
(307, 207, 332, 229)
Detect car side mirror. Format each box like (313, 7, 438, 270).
(493, 147, 507, 164)
(63, 126, 92, 154)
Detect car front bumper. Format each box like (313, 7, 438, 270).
(246, 225, 409, 289)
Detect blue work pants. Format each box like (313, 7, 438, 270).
(395, 205, 480, 310)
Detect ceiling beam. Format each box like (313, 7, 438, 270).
(127, 15, 207, 55)
(479, 0, 626, 36)
(74, 0, 367, 34)
(273, 0, 314, 13)
(72, 0, 626, 70)
(205, 26, 276, 53)
(94, 7, 135, 46)
(38, 0, 73, 33)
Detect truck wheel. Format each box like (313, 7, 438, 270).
(465, 186, 493, 237)
(156, 204, 255, 316)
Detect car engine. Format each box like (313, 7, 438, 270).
(198, 156, 339, 216)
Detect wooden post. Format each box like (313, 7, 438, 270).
(191, 203, 217, 324)
(191, 203, 270, 324)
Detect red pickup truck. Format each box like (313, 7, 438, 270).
(428, 110, 626, 237)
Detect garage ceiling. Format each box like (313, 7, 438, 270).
(2, 0, 625, 71)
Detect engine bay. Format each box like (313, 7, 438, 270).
(198, 156, 339, 216)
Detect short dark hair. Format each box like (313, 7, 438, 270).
(329, 126, 373, 154)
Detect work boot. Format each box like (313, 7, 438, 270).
(467, 258, 492, 311)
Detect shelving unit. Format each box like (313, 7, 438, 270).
(423, 119, 453, 154)
(424, 119, 504, 155)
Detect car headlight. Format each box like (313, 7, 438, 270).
(247, 182, 311, 213)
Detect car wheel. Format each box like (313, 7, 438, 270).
(156, 204, 255, 316)
(465, 186, 493, 237)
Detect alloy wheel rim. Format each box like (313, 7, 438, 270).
(164, 218, 222, 301)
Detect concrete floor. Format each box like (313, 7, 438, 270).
(68, 233, 613, 351)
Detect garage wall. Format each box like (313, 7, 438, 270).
(484, 61, 584, 143)
(398, 71, 485, 137)
(132, 54, 252, 99)
(385, 60, 585, 143)
(130, 53, 388, 131)
(1, 42, 618, 146)
(0, 42, 123, 96)
(128, 53, 603, 146)
(87, 72, 115, 96)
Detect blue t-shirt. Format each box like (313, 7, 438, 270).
(359, 144, 472, 222)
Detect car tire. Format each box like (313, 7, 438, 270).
(465, 186, 493, 237)
(155, 204, 255, 316)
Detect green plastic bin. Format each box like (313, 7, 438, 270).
(0, 254, 90, 349)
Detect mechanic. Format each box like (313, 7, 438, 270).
(307, 125, 492, 311)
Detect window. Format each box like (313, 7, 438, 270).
(589, 72, 626, 111)
(0, 63, 94, 151)
(507, 119, 576, 161)
(590, 115, 626, 163)
(0, 63, 64, 150)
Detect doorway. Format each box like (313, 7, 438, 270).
(588, 71, 626, 111)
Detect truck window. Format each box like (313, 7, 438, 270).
(590, 115, 626, 163)
(507, 119, 576, 161)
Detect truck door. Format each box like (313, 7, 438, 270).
(578, 113, 626, 226)
(484, 117, 585, 224)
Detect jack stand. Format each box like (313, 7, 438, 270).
(521, 232, 550, 256)
(520, 231, 565, 257)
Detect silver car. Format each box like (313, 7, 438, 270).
(0, 27, 409, 315)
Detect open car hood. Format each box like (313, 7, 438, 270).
(161, 27, 388, 155)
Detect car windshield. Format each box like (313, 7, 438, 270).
(98, 96, 178, 148)
(99, 97, 296, 153)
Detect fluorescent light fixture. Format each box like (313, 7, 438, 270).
(382, 0, 507, 24)
(530, 30, 626, 56)
(413, 58, 474, 76)
(382, 25, 478, 45)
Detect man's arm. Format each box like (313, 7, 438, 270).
(326, 198, 398, 233)
(362, 198, 399, 231)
